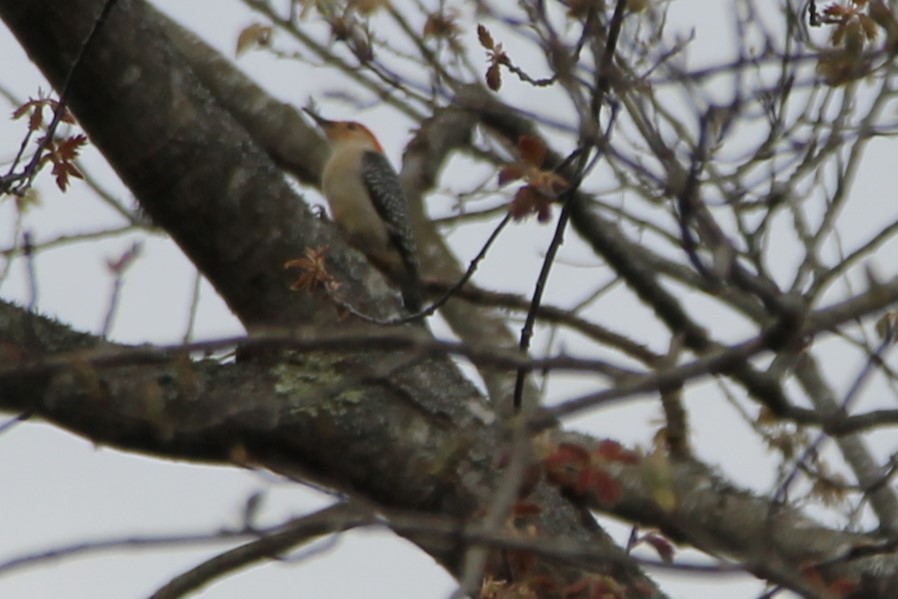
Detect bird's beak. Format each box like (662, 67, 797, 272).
(303, 107, 335, 129)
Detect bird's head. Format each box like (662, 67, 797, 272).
(304, 108, 383, 153)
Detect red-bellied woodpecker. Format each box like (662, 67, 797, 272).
(304, 108, 422, 313)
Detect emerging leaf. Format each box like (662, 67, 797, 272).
(509, 186, 553, 223)
(875, 310, 898, 342)
(54, 134, 88, 161)
(595, 439, 640, 465)
(517, 135, 546, 168)
(477, 23, 494, 50)
(576, 465, 620, 504)
(486, 63, 502, 91)
(497, 164, 525, 186)
(51, 160, 83, 192)
(349, 0, 389, 14)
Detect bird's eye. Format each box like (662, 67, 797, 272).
(347, 123, 357, 130)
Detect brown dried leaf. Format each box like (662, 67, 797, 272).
(236, 23, 272, 57)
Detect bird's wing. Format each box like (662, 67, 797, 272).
(361, 150, 422, 311)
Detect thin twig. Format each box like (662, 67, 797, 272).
(512, 0, 630, 413)
(22, 231, 38, 312)
(773, 335, 894, 502)
(149, 503, 369, 599)
(183, 269, 203, 343)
